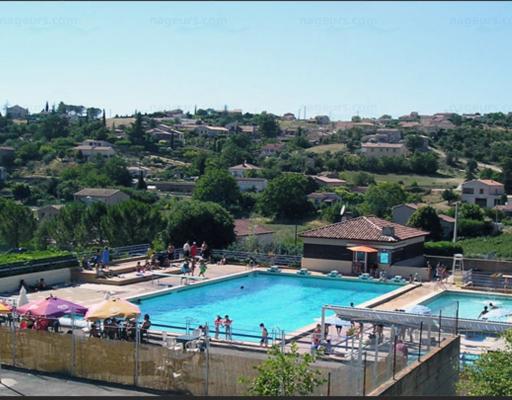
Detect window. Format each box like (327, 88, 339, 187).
(356, 252, 366, 262)
(462, 188, 474, 194)
(379, 251, 390, 264)
(479, 189, 484, 194)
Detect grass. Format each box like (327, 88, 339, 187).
(249, 217, 327, 237)
(458, 234, 512, 260)
(0, 250, 72, 266)
(342, 171, 463, 189)
(306, 143, 346, 154)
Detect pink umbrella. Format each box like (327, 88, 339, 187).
(16, 295, 88, 317)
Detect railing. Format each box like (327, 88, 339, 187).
(211, 249, 302, 267)
(463, 270, 512, 291)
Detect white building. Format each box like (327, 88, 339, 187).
(361, 143, 408, 158)
(461, 179, 505, 208)
(235, 177, 268, 192)
(228, 162, 261, 178)
(195, 125, 229, 137)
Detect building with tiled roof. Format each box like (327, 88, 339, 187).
(300, 216, 429, 278)
(234, 219, 274, 246)
(391, 203, 454, 240)
(461, 179, 505, 208)
(74, 188, 129, 205)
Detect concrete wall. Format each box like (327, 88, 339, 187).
(369, 336, 460, 396)
(426, 255, 512, 274)
(0, 268, 74, 294)
(0, 327, 361, 396)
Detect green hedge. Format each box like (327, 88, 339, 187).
(424, 241, 463, 256)
(0, 250, 72, 267)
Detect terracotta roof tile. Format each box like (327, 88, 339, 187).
(299, 216, 428, 242)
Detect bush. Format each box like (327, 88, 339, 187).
(424, 241, 463, 256)
(458, 219, 494, 238)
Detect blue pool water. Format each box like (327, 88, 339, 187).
(134, 272, 402, 340)
(421, 291, 512, 322)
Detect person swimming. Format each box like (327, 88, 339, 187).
(478, 306, 489, 319)
(489, 302, 498, 309)
(240, 286, 244, 290)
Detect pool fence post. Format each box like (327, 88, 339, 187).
(455, 301, 459, 335)
(11, 310, 16, 367)
(320, 307, 326, 341)
(438, 311, 442, 347)
(204, 323, 209, 396)
(418, 321, 423, 362)
(372, 334, 378, 388)
(281, 330, 285, 353)
(392, 334, 397, 380)
(71, 315, 76, 376)
(427, 315, 432, 352)
(134, 317, 140, 387)
(362, 351, 367, 396)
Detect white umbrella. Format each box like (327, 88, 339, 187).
(405, 304, 431, 315)
(104, 291, 112, 300)
(17, 285, 28, 307)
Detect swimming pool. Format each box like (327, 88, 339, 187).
(133, 272, 403, 341)
(421, 291, 512, 322)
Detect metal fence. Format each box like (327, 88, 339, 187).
(211, 249, 302, 267)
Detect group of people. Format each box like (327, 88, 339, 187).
(18, 278, 49, 293)
(180, 258, 208, 277)
(19, 314, 60, 332)
(426, 261, 449, 282)
(213, 315, 233, 340)
(478, 302, 500, 319)
(182, 241, 211, 262)
(89, 314, 152, 342)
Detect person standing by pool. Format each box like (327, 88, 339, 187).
(395, 339, 408, 359)
(191, 242, 198, 259)
(199, 260, 207, 277)
(101, 247, 110, 267)
(259, 323, 269, 347)
(214, 315, 223, 339)
(224, 315, 233, 340)
(310, 324, 322, 354)
(183, 241, 191, 258)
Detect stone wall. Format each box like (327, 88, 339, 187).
(426, 255, 512, 274)
(369, 336, 460, 396)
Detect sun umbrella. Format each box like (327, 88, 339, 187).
(16, 296, 88, 317)
(84, 298, 140, 321)
(17, 285, 28, 307)
(0, 303, 12, 313)
(404, 304, 432, 315)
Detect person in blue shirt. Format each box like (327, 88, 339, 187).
(101, 247, 110, 267)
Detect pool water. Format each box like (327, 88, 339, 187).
(421, 291, 512, 322)
(134, 272, 401, 340)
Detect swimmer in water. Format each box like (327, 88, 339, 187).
(489, 302, 498, 309)
(478, 306, 489, 319)
(240, 286, 244, 290)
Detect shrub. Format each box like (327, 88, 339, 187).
(458, 219, 494, 238)
(424, 241, 463, 256)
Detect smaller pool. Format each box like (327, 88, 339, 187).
(421, 291, 512, 322)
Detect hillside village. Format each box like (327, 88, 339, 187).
(1, 102, 512, 259)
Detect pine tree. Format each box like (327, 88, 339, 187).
(102, 109, 106, 127)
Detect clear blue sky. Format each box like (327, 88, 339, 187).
(1, 1, 511, 120)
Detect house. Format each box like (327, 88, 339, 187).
(260, 143, 285, 157)
(234, 219, 274, 246)
(127, 166, 151, 178)
(391, 203, 455, 240)
(235, 177, 268, 192)
(73, 141, 115, 160)
(147, 125, 185, 144)
(228, 162, 261, 178)
(300, 216, 429, 278)
(6, 105, 29, 119)
(312, 176, 347, 187)
(35, 204, 64, 221)
(361, 143, 408, 158)
(195, 125, 229, 137)
(307, 192, 342, 206)
(74, 188, 130, 205)
(0, 146, 15, 158)
(461, 179, 505, 208)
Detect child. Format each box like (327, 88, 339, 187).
(199, 260, 207, 277)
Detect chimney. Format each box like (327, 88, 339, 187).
(382, 226, 395, 237)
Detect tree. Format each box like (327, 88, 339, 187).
(407, 206, 443, 241)
(405, 134, 424, 153)
(102, 109, 106, 127)
(258, 113, 281, 138)
(441, 189, 459, 204)
(193, 169, 240, 210)
(459, 203, 484, 221)
(259, 173, 313, 220)
(363, 182, 407, 217)
(128, 112, 145, 145)
(136, 171, 147, 190)
(12, 183, 31, 202)
(165, 199, 235, 248)
(502, 157, 512, 194)
(104, 157, 132, 187)
(102, 200, 163, 247)
(458, 330, 512, 396)
(0, 199, 36, 248)
(241, 343, 326, 396)
(465, 159, 478, 180)
(44, 202, 90, 249)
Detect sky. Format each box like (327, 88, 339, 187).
(1, 1, 512, 120)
